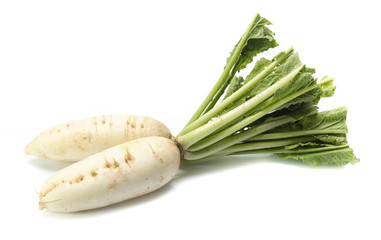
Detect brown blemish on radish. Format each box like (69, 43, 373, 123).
(41, 173, 89, 198)
(108, 180, 117, 189)
(123, 150, 135, 168)
(81, 133, 92, 143)
(75, 175, 84, 183)
(104, 161, 112, 168)
(90, 170, 98, 177)
(148, 144, 163, 163)
(40, 183, 59, 197)
(112, 161, 119, 169)
(66, 123, 71, 128)
(140, 123, 144, 128)
(124, 151, 135, 163)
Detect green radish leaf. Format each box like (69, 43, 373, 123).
(227, 16, 278, 75)
(266, 106, 348, 134)
(223, 76, 244, 100)
(277, 147, 360, 166)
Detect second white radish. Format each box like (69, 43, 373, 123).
(25, 115, 172, 162)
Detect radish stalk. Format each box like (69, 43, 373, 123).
(183, 115, 299, 160)
(178, 46, 294, 136)
(183, 13, 278, 128)
(177, 64, 305, 149)
(183, 80, 320, 152)
(247, 129, 348, 141)
(182, 106, 357, 165)
(182, 14, 260, 127)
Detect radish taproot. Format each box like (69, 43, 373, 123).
(34, 14, 358, 212)
(39, 136, 181, 212)
(25, 115, 171, 162)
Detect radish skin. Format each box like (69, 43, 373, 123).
(25, 115, 172, 162)
(39, 137, 180, 212)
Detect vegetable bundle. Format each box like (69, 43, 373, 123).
(26, 14, 359, 212)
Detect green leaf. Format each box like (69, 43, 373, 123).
(244, 57, 272, 84)
(246, 102, 318, 129)
(284, 141, 333, 150)
(318, 76, 336, 97)
(179, 15, 358, 165)
(277, 147, 360, 166)
(222, 53, 306, 114)
(227, 16, 278, 74)
(180, 14, 278, 131)
(222, 15, 278, 104)
(267, 106, 348, 133)
(312, 134, 347, 145)
(223, 76, 244, 100)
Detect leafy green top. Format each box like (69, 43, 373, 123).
(178, 14, 358, 167)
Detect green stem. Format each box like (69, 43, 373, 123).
(177, 64, 304, 149)
(178, 47, 294, 137)
(184, 115, 295, 160)
(202, 72, 234, 114)
(233, 144, 349, 155)
(247, 129, 348, 141)
(180, 69, 318, 152)
(182, 137, 345, 164)
(213, 136, 317, 155)
(181, 14, 260, 129)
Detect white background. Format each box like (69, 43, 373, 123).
(1, 0, 380, 239)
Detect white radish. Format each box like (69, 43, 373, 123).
(39, 136, 181, 212)
(25, 115, 171, 162)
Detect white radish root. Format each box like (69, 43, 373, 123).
(39, 136, 181, 212)
(25, 115, 172, 162)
